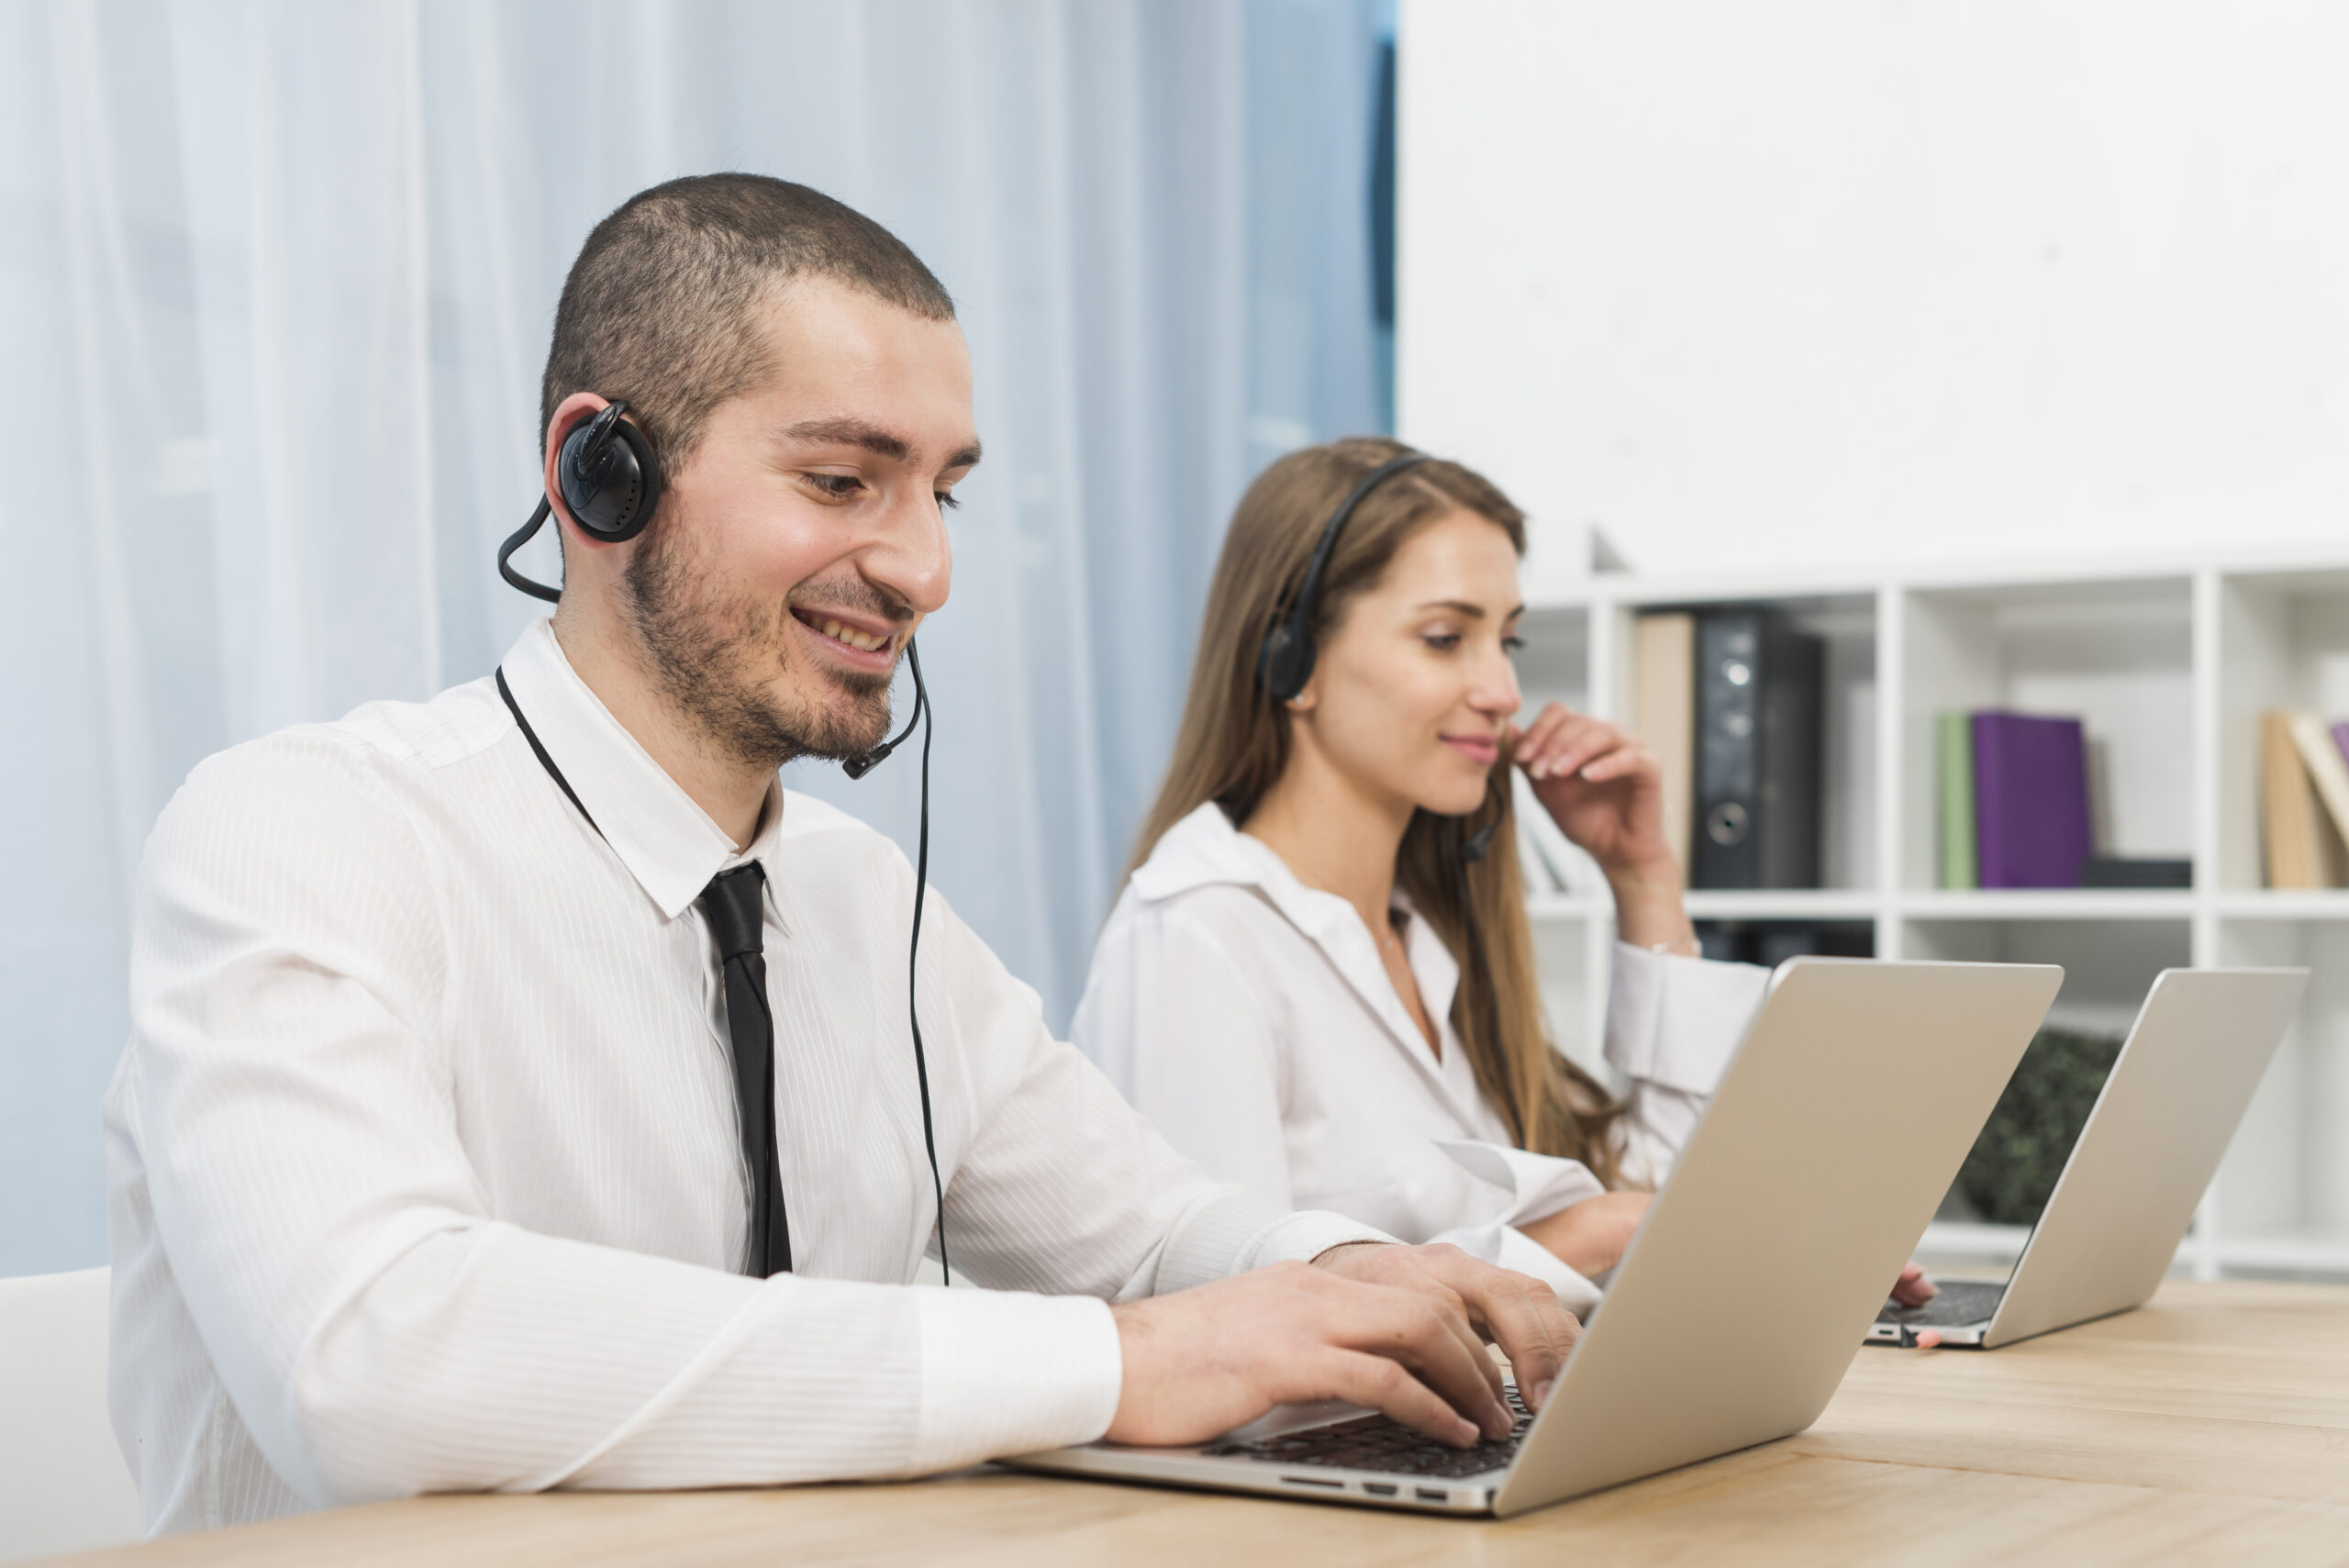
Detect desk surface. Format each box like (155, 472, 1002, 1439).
(58, 1279, 2349, 1568)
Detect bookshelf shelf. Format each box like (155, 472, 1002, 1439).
(1520, 552, 2349, 1280)
(1683, 890, 1879, 921)
(1896, 890, 2196, 921)
(2214, 892, 2349, 921)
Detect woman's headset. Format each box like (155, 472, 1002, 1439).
(1258, 446, 1516, 1124)
(1255, 447, 1497, 867)
(496, 400, 665, 603)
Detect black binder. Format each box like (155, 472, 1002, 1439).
(1691, 608, 1824, 889)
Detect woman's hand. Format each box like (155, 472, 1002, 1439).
(1519, 1191, 1652, 1278)
(1512, 704, 1691, 949)
(1890, 1261, 1936, 1307)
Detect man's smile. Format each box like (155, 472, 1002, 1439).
(789, 606, 904, 671)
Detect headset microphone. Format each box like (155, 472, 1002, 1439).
(1255, 447, 1521, 1130)
(841, 639, 927, 780)
(495, 425, 952, 1284)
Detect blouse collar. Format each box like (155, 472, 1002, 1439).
(1130, 802, 1488, 1130)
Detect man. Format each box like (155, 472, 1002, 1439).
(105, 174, 1579, 1535)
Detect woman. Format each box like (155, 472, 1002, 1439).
(1073, 438, 1933, 1316)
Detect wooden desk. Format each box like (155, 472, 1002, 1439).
(54, 1280, 2349, 1568)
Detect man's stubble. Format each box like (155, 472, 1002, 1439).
(620, 515, 898, 773)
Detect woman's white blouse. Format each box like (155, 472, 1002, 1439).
(1072, 802, 1772, 1315)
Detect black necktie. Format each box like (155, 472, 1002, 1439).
(699, 863, 791, 1277)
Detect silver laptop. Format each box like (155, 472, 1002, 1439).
(1871, 965, 2308, 1351)
(1008, 957, 2062, 1518)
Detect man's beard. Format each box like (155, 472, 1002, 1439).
(620, 522, 898, 773)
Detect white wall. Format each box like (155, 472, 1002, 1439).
(1397, 1, 2349, 589)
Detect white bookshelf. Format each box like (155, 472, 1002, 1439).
(1518, 550, 2349, 1279)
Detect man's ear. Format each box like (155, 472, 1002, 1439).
(541, 392, 615, 538)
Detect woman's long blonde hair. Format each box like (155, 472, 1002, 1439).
(1130, 437, 1628, 1185)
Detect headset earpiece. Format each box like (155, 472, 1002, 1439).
(557, 401, 662, 543)
(1256, 450, 1431, 706)
(497, 397, 664, 602)
(1256, 618, 1317, 706)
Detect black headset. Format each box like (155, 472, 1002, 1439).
(495, 395, 952, 1282)
(1256, 450, 1431, 705)
(496, 400, 666, 603)
(1258, 448, 1514, 1114)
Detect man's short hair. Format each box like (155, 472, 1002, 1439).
(540, 173, 955, 475)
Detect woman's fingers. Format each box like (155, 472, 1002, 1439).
(1522, 711, 1612, 780)
(1890, 1262, 1938, 1307)
(1519, 710, 1654, 786)
(1576, 740, 1656, 785)
(1512, 705, 1578, 774)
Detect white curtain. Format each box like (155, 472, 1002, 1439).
(1, 0, 1382, 1274)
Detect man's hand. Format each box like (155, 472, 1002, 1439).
(1106, 1245, 1578, 1451)
(1312, 1242, 1579, 1408)
(1520, 1191, 1652, 1278)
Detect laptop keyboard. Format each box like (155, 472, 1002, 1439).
(1200, 1385, 1531, 1479)
(1876, 1277, 2008, 1329)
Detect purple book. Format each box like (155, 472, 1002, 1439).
(1972, 712, 2093, 889)
(2333, 722, 2349, 771)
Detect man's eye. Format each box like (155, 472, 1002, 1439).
(808, 473, 863, 499)
(936, 491, 961, 512)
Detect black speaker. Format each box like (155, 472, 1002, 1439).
(1691, 608, 1824, 890)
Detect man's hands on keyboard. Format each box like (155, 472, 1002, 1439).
(1106, 1245, 1579, 1452)
(1204, 1385, 1534, 1479)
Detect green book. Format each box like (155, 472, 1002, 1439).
(1938, 710, 1977, 889)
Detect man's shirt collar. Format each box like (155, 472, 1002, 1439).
(499, 617, 784, 921)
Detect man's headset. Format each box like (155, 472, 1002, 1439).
(497, 400, 664, 603)
(497, 396, 952, 1281)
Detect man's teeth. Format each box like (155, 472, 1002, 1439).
(818, 618, 889, 653)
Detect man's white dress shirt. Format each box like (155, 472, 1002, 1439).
(1071, 802, 1772, 1316)
(105, 620, 1384, 1536)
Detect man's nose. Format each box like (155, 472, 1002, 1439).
(868, 484, 954, 617)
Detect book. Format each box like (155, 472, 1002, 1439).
(1972, 711, 2093, 888)
(1631, 613, 1695, 874)
(2078, 857, 2191, 888)
(1692, 610, 1824, 889)
(2285, 712, 2349, 884)
(2259, 710, 2335, 889)
(1937, 710, 1976, 889)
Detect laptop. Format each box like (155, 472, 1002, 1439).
(1009, 957, 2061, 1517)
(1871, 965, 2308, 1351)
